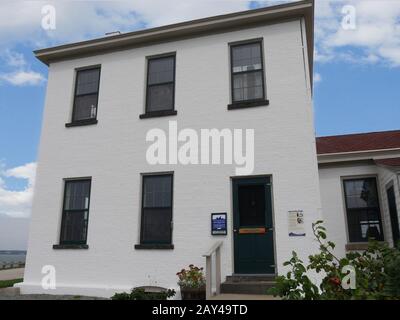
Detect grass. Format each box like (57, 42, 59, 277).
(0, 278, 23, 289)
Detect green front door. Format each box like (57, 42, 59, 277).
(233, 177, 275, 274)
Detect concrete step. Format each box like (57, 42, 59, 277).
(209, 293, 279, 300)
(220, 280, 276, 295)
(226, 275, 276, 282)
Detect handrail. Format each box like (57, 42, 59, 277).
(202, 241, 223, 299)
(202, 241, 223, 257)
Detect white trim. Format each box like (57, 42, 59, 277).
(318, 147, 400, 158)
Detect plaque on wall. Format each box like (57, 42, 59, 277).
(288, 210, 306, 237)
(211, 213, 227, 235)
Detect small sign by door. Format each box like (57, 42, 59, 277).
(211, 213, 227, 235)
(288, 210, 306, 236)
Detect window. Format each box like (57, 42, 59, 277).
(229, 41, 266, 107)
(343, 178, 384, 243)
(140, 174, 173, 245)
(60, 179, 91, 245)
(70, 67, 100, 124)
(387, 185, 400, 247)
(142, 55, 176, 118)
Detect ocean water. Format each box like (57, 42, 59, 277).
(0, 252, 26, 264)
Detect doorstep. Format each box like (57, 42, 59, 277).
(208, 293, 279, 300)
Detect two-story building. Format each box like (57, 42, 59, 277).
(18, 0, 400, 298)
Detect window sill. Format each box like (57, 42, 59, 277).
(345, 242, 386, 251)
(65, 119, 98, 127)
(53, 244, 89, 249)
(139, 110, 177, 119)
(134, 244, 174, 250)
(227, 99, 269, 110)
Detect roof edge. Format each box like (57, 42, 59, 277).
(316, 129, 400, 140)
(34, 0, 314, 67)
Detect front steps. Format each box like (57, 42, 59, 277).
(220, 275, 276, 295)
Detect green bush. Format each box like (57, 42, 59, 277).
(111, 287, 175, 300)
(0, 278, 23, 289)
(269, 221, 400, 300)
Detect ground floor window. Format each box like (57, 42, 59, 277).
(343, 177, 384, 242)
(60, 178, 91, 244)
(140, 173, 173, 244)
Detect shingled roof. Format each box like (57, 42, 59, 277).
(316, 130, 400, 155)
(375, 158, 400, 167)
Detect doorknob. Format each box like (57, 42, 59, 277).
(233, 229, 238, 233)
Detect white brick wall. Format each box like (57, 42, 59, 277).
(376, 165, 400, 246)
(319, 161, 400, 258)
(21, 19, 321, 297)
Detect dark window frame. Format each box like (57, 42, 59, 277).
(343, 177, 384, 243)
(138, 172, 174, 247)
(228, 39, 269, 110)
(59, 178, 92, 246)
(386, 183, 400, 247)
(66, 65, 101, 127)
(140, 53, 177, 119)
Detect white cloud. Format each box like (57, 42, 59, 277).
(0, 49, 46, 86)
(0, 70, 45, 86)
(314, 72, 322, 83)
(315, 0, 400, 67)
(0, 162, 36, 218)
(1, 49, 26, 67)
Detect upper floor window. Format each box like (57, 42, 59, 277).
(59, 179, 91, 245)
(229, 41, 268, 109)
(141, 54, 177, 118)
(343, 177, 384, 243)
(69, 67, 100, 125)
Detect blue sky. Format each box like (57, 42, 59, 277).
(0, 0, 399, 248)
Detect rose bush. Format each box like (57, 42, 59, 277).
(269, 220, 400, 300)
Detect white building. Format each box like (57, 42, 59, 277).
(19, 0, 400, 298)
(318, 130, 400, 256)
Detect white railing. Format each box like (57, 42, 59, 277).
(202, 241, 223, 299)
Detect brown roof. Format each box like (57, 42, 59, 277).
(375, 158, 400, 167)
(316, 130, 400, 155)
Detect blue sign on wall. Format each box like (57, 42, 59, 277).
(211, 213, 227, 235)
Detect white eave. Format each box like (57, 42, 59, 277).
(317, 148, 400, 165)
(34, 0, 314, 79)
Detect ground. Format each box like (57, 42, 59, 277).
(0, 268, 277, 300)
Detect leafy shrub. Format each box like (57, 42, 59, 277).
(111, 287, 175, 300)
(269, 220, 400, 300)
(177, 264, 206, 289)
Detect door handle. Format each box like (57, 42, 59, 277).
(233, 229, 238, 233)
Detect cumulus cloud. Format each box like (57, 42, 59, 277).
(1, 49, 26, 67)
(0, 162, 36, 218)
(0, 70, 45, 86)
(315, 0, 400, 67)
(0, 49, 46, 86)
